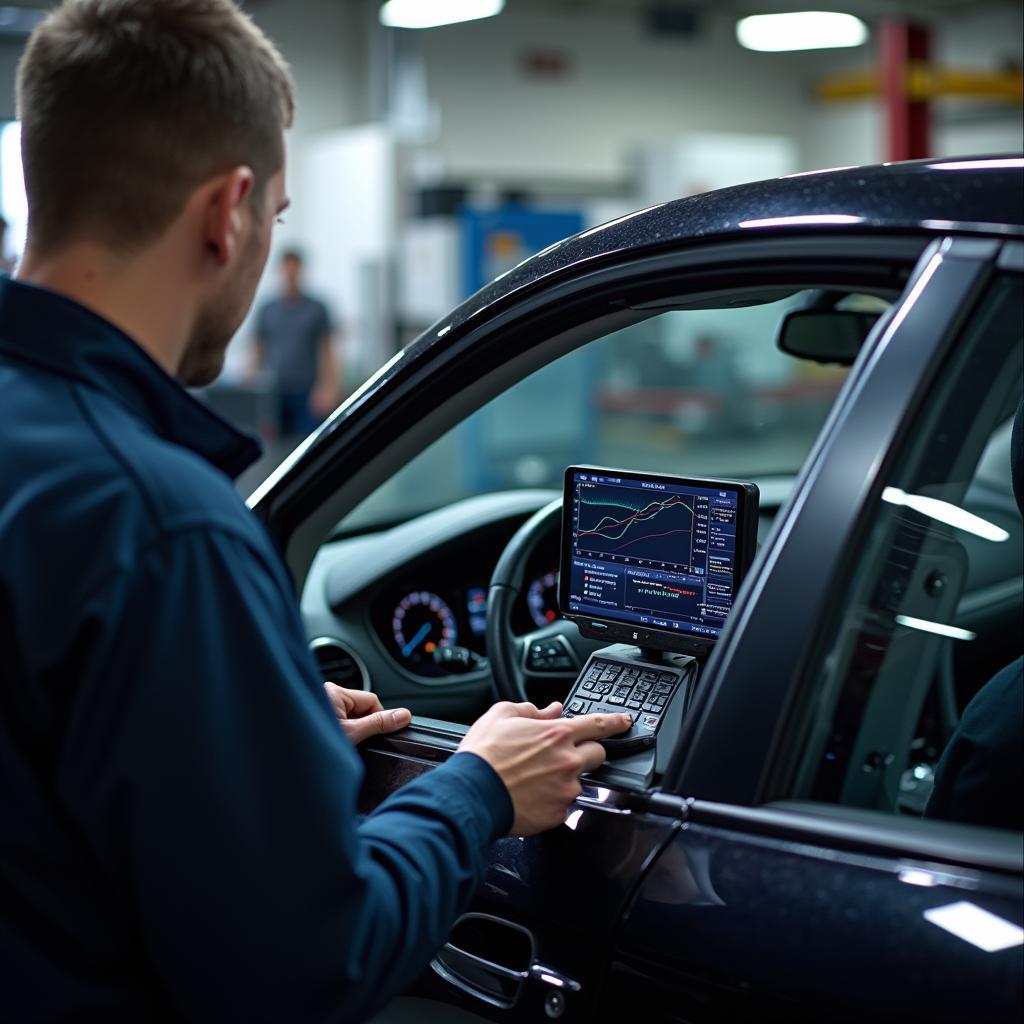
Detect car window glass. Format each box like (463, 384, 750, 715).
(784, 273, 1023, 833)
(340, 291, 860, 532)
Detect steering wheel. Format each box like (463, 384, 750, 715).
(486, 498, 605, 702)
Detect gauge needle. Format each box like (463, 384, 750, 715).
(402, 623, 432, 657)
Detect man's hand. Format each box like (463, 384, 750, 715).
(324, 682, 412, 745)
(458, 701, 632, 836)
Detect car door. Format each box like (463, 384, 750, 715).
(253, 232, 1019, 1022)
(604, 239, 1023, 1023)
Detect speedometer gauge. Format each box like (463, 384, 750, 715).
(527, 570, 560, 628)
(392, 591, 458, 666)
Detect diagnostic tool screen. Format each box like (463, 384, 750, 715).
(559, 467, 758, 648)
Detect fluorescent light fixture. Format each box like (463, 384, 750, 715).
(895, 615, 976, 642)
(739, 214, 864, 228)
(380, 0, 504, 29)
(737, 11, 868, 52)
(924, 902, 1024, 952)
(882, 487, 1010, 542)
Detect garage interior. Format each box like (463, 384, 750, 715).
(0, 3, 1021, 1022)
(3, 0, 1019, 489)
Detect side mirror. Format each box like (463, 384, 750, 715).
(776, 308, 880, 366)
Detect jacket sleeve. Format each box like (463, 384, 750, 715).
(58, 524, 512, 1023)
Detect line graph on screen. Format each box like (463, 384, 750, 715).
(575, 485, 696, 565)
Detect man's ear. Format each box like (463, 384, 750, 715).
(204, 166, 256, 266)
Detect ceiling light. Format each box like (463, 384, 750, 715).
(379, 0, 505, 30)
(736, 12, 868, 53)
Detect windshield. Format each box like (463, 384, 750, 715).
(340, 292, 864, 532)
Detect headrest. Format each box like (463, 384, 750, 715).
(1012, 399, 1023, 519)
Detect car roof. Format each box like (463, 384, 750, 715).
(434, 155, 1024, 337)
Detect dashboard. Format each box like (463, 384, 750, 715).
(299, 490, 567, 722)
(298, 485, 791, 723)
(298, 430, 1021, 731)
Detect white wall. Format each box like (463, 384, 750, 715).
(416, 8, 818, 185)
(416, 5, 1022, 185)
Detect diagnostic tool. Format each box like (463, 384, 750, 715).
(557, 466, 759, 767)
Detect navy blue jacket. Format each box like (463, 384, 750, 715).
(0, 276, 512, 1022)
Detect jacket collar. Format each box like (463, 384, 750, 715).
(0, 275, 261, 479)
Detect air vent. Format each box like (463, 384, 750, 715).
(310, 638, 369, 691)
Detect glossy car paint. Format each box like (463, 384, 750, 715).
(254, 158, 1024, 1021)
(615, 814, 1022, 1023)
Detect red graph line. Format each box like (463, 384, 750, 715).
(606, 527, 692, 553)
(580, 496, 692, 538)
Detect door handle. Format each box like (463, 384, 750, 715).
(430, 913, 581, 1015)
(432, 940, 529, 1009)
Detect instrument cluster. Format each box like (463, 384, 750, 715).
(370, 528, 560, 677)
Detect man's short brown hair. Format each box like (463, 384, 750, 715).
(16, 0, 295, 254)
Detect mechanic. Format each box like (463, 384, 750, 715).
(0, 2, 631, 1021)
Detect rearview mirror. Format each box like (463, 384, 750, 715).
(776, 309, 880, 366)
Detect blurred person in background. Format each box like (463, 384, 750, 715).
(252, 248, 339, 437)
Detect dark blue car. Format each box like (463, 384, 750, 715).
(252, 155, 1024, 1023)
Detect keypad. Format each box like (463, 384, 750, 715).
(563, 656, 682, 741)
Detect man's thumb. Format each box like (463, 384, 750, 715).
(388, 708, 412, 730)
(343, 707, 412, 745)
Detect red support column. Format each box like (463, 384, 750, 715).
(881, 19, 932, 161)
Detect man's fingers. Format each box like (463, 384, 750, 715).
(509, 701, 540, 717)
(390, 707, 412, 730)
(342, 707, 412, 745)
(508, 701, 563, 720)
(324, 681, 352, 718)
(339, 687, 385, 717)
(576, 740, 608, 773)
(564, 712, 632, 742)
